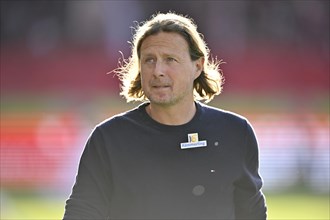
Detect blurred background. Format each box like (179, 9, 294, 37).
(1, 0, 329, 219)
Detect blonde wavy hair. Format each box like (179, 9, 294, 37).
(115, 12, 224, 103)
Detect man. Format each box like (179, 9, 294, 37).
(64, 12, 267, 219)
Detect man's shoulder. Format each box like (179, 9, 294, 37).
(96, 103, 145, 130)
(199, 103, 252, 136)
(200, 102, 248, 124)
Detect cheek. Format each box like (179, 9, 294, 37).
(140, 74, 146, 88)
(173, 75, 194, 91)
(178, 68, 196, 83)
(140, 72, 150, 90)
(140, 66, 152, 79)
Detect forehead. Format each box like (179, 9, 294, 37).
(140, 32, 189, 55)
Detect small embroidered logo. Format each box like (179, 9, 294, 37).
(188, 133, 199, 143)
(180, 133, 207, 149)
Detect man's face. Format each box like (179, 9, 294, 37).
(139, 32, 203, 107)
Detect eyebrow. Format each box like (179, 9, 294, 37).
(140, 52, 180, 58)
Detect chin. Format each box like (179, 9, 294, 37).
(148, 96, 174, 106)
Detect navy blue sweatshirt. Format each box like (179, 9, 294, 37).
(64, 102, 267, 219)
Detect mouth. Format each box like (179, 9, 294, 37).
(152, 85, 170, 88)
(151, 85, 171, 92)
(151, 82, 171, 88)
(150, 80, 172, 91)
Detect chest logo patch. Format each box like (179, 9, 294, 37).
(180, 133, 207, 149)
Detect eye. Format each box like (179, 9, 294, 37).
(166, 57, 177, 62)
(144, 57, 156, 64)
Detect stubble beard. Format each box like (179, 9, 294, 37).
(144, 86, 193, 107)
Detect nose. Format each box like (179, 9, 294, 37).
(153, 61, 165, 77)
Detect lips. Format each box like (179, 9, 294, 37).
(150, 81, 171, 89)
(151, 83, 171, 90)
(152, 85, 170, 88)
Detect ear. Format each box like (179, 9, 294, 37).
(194, 57, 204, 79)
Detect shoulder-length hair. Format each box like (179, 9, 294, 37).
(115, 12, 224, 103)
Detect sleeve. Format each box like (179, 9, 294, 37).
(233, 120, 267, 220)
(63, 127, 112, 219)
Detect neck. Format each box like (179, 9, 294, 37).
(146, 101, 196, 126)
